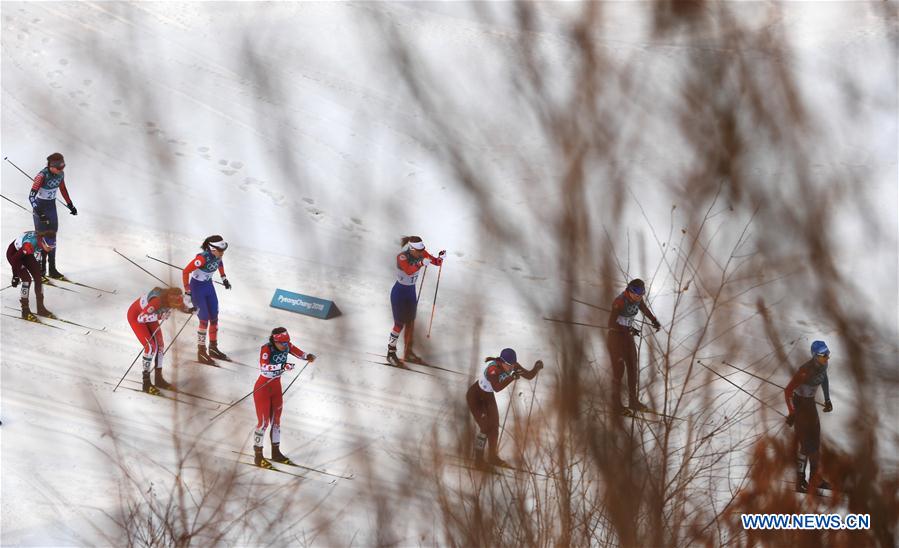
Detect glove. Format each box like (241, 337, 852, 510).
(786, 413, 795, 427)
(628, 327, 641, 337)
(652, 319, 661, 332)
(422, 257, 431, 266)
(534, 359, 544, 371)
(11, 276, 20, 288)
(222, 277, 231, 290)
(160, 309, 172, 321)
(67, 203, 77, 216)
(305, 353, 316, 362)
(823, 400, 833, 413)
(35, 211, 49, 224)
(182, 293, 193, 308)
(438, 250, 446, 258)
(284, 362, 296, 372)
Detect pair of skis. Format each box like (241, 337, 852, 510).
(231, 450, 354, 483)
(41, 274, 116, 298)
(364, 352, 465, 377)
(2, 306, 106, 334)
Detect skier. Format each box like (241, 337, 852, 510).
(784, 340, 833, 492)
(182, 235, 231, 365)
(466, 348, 543, 468)
(386, 236, 445, 366)
(606, 278, 661, 413)
(127, 286, 193, 394)
(29, 152, 77, 279)
(6, 230, 56, 319)
(252, 327, 316, 467)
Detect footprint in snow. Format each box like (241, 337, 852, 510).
(302, 197, 315, 204)
(59, 58, 68, 65)
(198, 146, 209, 152)
(229, 161, 243, 169)
(220, 169, 237, 176)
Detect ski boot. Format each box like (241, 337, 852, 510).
(271, 443, 293, 464)
(817, 479, 832, 490)
(628, 401, 651, 414)
(36, 296, 55, 319)
(197, 345, 216, 365)
(403, 348, 425, 365)
(208, 341, 228, 360)
(488, 454, 510, 469)
(142, 372, 161, 395)
(386, 346, 403, 367)
(48, 250, 66, 280)
(20, 299, 38, 321)
(254, 446, 273, 468)
(154, 369, 174, 390)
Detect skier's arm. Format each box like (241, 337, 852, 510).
(784, 368, 811, 415)
(218, 261, 231, 289)
(29, 173, 43, 209)
(288, 343, 312, 361)
(514, 360, 543, 380)
(821, 373, 830, 402)
(608, 297, 624, 330)
(422, 249, 444, 267)
(396, 253, 420, 275)
(182, 255, 204, 291)
(639, 301, 660, 329)
(483, 362, 516, 392)
(58, 180, 73, 207)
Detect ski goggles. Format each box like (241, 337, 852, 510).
(49, 161, 65, 169)
(815, 350, 831, 359)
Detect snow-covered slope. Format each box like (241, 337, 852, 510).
(1, 2, 895, 545)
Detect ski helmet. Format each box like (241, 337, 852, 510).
(627, 278, 646, 296)
(271, 327, 290, 345)
(500, 348, 517, 364)
(811, 340, 830, 358)
(47, 152, 65, 169)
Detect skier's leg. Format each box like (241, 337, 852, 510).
(624, 336, 641, 409)
(607, 333, 625, 409)
(270, 389, 287, 462)
(207, 292, 227, 359)
(484, 394, 504, 465)
(253, 379, 272, 466)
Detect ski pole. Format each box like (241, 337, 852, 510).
(497, 381, 517, 453)
(417, 264, 428, 301)
(721, 360, 826, 409)
(698, 360, 786, 417)
(209, 376, 279, 423)
(0, 193, 30, 213)
(113, 322, 164, 392)
(146, 255, 224, 286)
(113, 248, 169, 286)
(281, 360, 311, 396)
(162, 312, 195, 356)
(426, 263, 443, 338)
